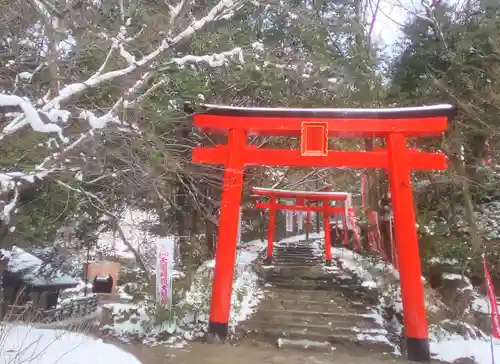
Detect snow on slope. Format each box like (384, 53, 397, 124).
(329, 242, 500, 364)
(0, 325, 141, 364)
(102, 237, 266, 346)
(430, 329, 500, 364)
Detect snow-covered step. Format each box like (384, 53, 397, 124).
(273, 246, 321, 253)
(277, 337, 335, 352)
(259, 267, 342, 280)
(261, 267, 357, 281)
(272, 251, 320, 258)
(264, 278, 362, 291)
(260, 298, 369, 315)
(256, 327, 394, 353)
(274, 245, 316, 250)
(257, 308, 373, 320)
(239, 237, 393, 354)
(263, 287, 371, 304)
(275, 240, 312, 246)
(268, 259, 322, 266)
(252, 314, 380, 332)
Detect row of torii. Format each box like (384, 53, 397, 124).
(251, 185, 397, 267)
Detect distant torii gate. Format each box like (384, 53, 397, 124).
(190, 103, 456, 362)
(251, 187, 352, 265)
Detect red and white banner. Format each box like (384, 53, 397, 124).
(156, 238, 175, 308)
(482, 255, 500, 338)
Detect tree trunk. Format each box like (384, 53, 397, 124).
(449, 155, 481, 251)
(448, 129, 481, 252)
(465, 134, 488, 184)
(205, 219, 216, 258)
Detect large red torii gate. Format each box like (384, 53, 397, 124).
(251, 187, 351, 265)
(190, 103, 456, 362)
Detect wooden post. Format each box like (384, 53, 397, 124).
(265, 196, 276, 264)
(208, 128, 246, 339)
(387, 133, 429, 362)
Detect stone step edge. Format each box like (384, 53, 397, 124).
(259, 299, 369, 309)
(244, 326, 392, 347)
(257, 308, 369, 319)
(262, 283, 367, 292)
(262, 288, 365, 296)
(247, 320, 384, 332)
(277, 338, 335, 352)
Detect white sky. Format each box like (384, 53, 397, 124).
(372, 0, 409, 49)
(371, 0, 459, 51)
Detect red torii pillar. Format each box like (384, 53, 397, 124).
(252, 188, 348, 265)
(206, 128, 246, 337)
(305, 210, 311, 240)
(323, 201, 332, 264)
(189, 102, 456, 362)
(265, 196, 276, 264)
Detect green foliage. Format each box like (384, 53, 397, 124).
(389, 0, 500, 281)
(0, 132, 48, 170)
(15, 183, 80, 246)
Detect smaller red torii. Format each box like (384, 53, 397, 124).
(252, 187, 353, 265)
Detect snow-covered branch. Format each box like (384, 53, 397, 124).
(166, 0, 187, 26)
(101, 46, 247, 122)
(172, 47, 245, 67)
(43, 0, 242, 111)
(0, 0, 249, 233)
(0, 94, 66, 142)
(1, 188, 19, 224)
(55, 179, 152, 279)
(2, 0, 245, 146)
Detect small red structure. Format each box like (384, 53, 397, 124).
(251, 187, 351, 265)
(190, 103, 456, 362)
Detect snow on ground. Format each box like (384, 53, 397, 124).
(0, 324, 141, 364)
(327, 240, 500, 364)
(101, 237, 266, 347)
(178, 236, 266, 333)
(430, 329, 500, 364)
(331, 246, 400, 289)
(473, 200, 500, 241)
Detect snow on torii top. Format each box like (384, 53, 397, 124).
(188, 103, 457, 137)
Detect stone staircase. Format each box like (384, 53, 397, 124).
(241, 239, 395, 353)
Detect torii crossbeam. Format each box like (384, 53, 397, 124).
(189, 103, 457, 362)
(252, 187, 352, 264)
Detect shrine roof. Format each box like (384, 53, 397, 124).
(193, 103, 456, 119)
(6, 246, 78, 288)
(252, 187, 349, 200)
